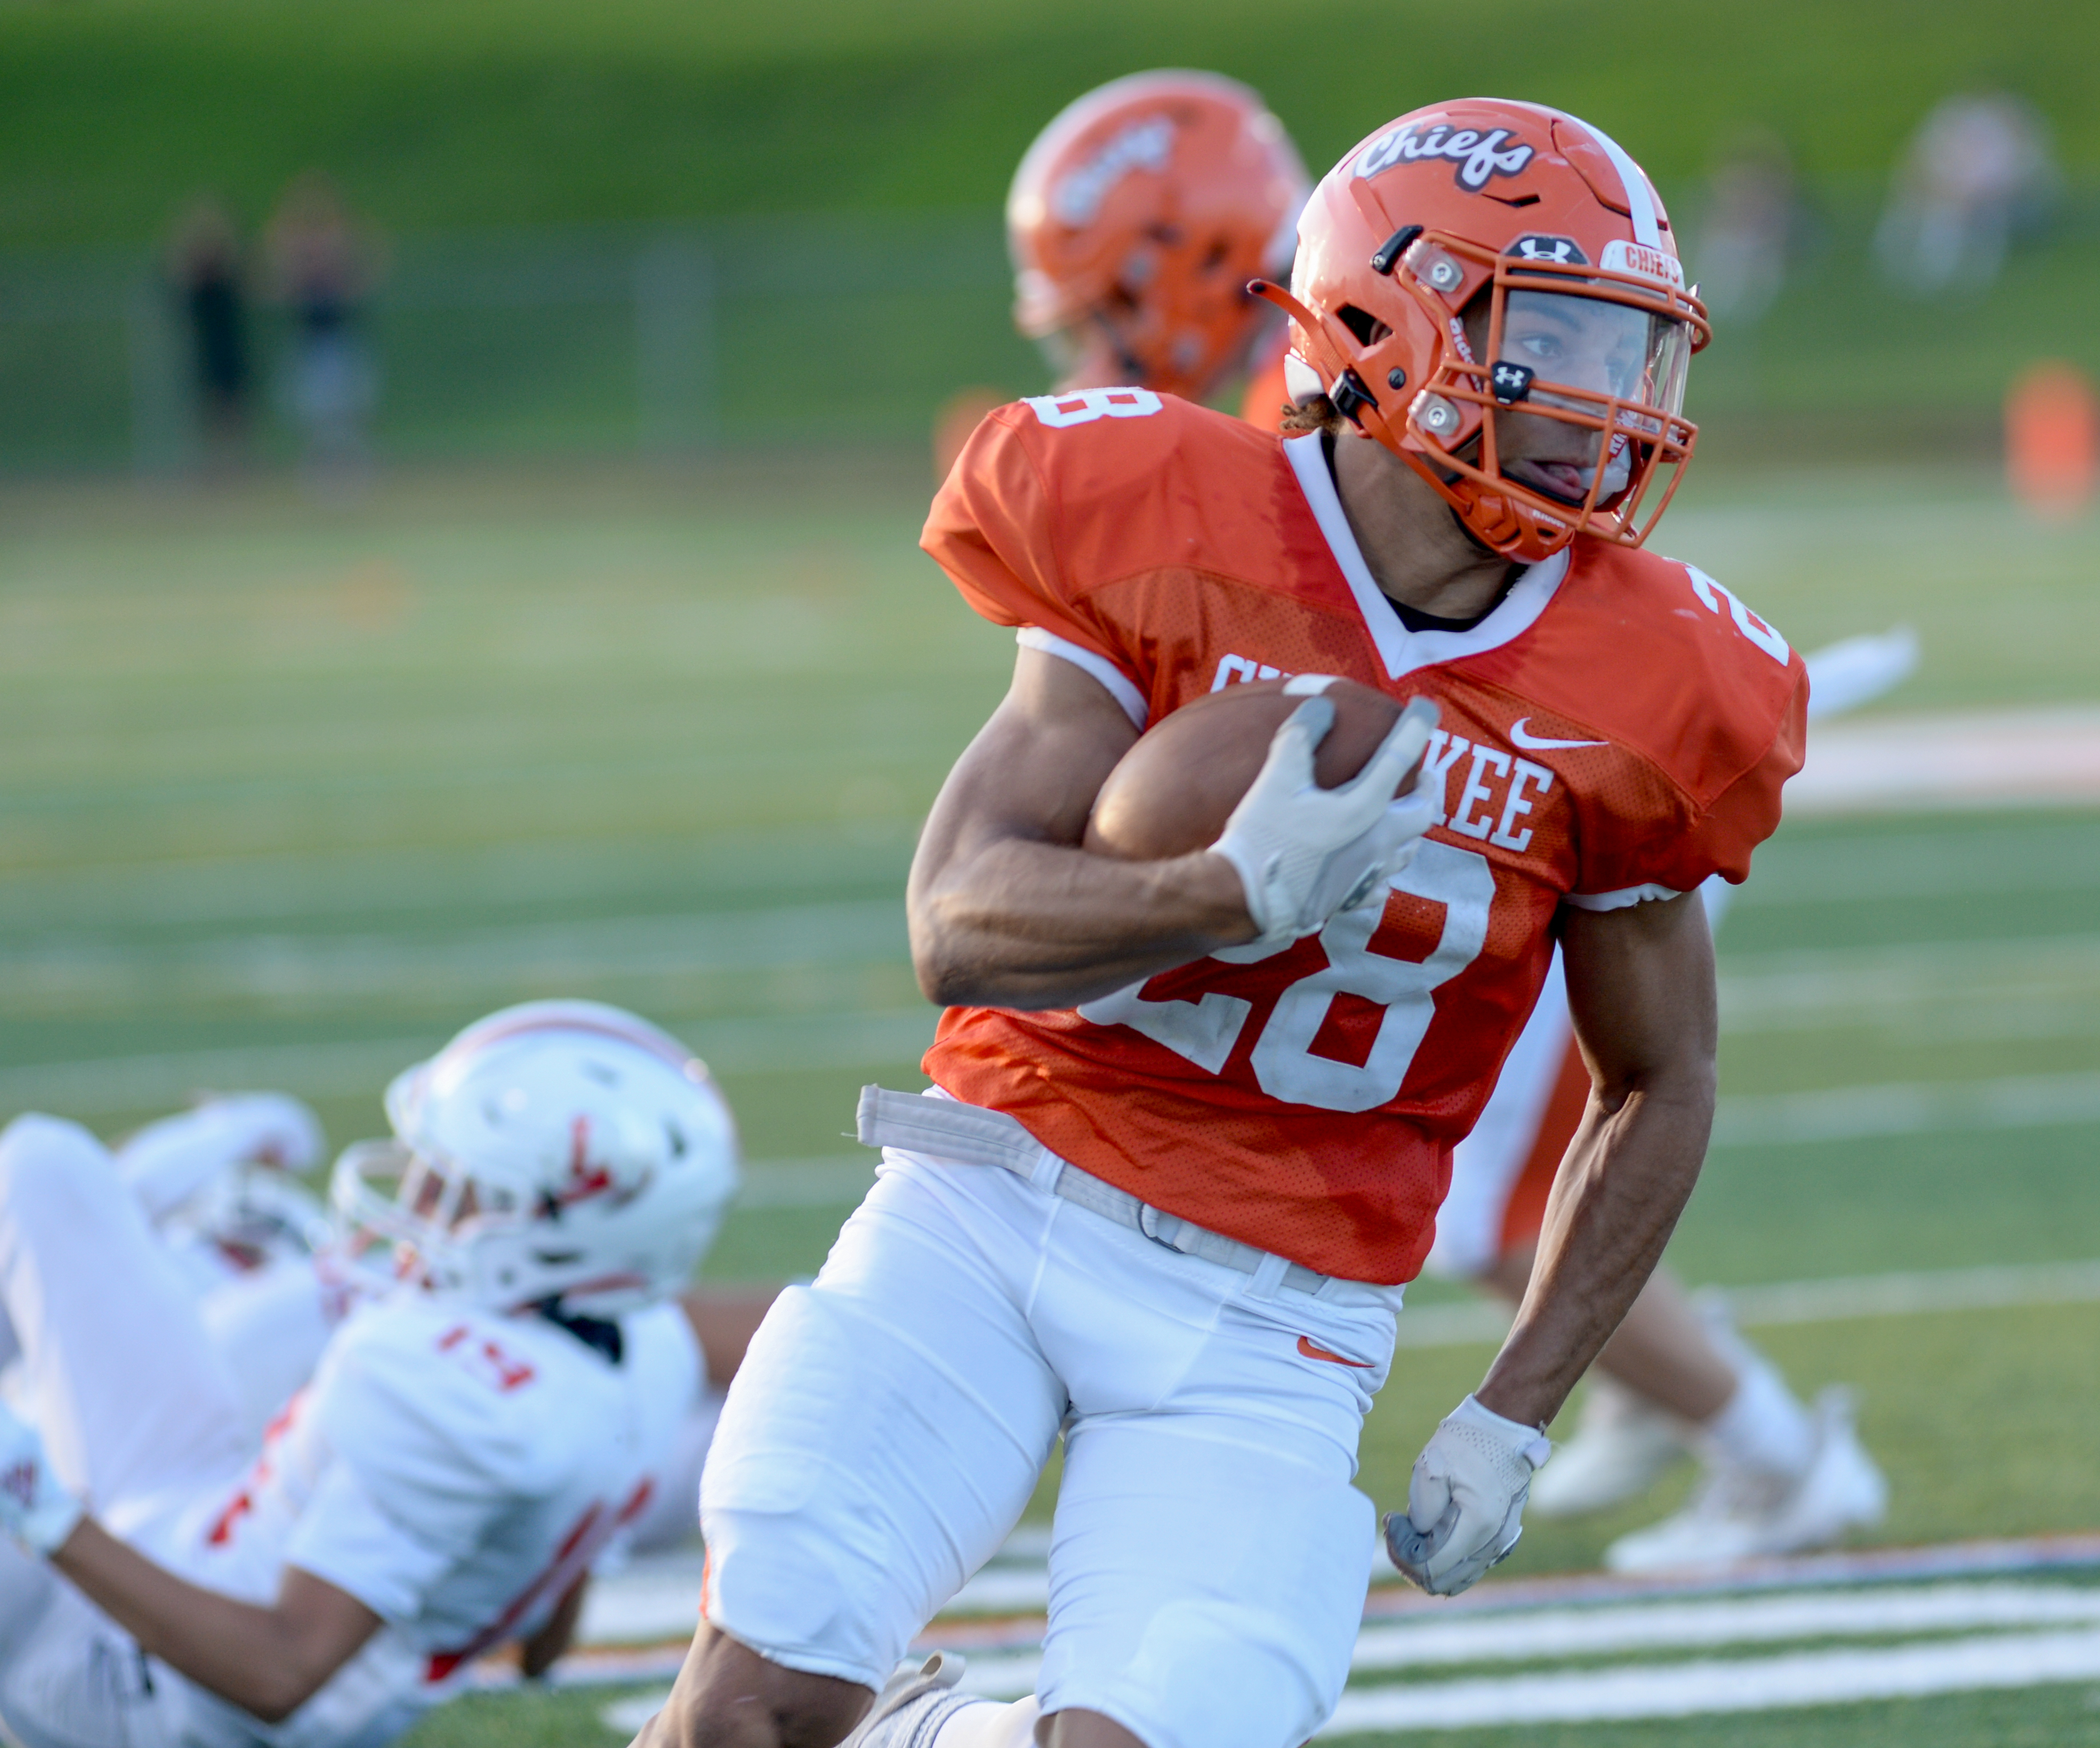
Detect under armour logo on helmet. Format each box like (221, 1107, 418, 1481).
(1490, 362, 1535, 404)
(1508, 234, 1589, 267)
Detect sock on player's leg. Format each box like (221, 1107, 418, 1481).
(1700, 1348, 1816, 1479)
(925, 1696, 1040, 1748)
(865, 1694, 1040, 1748)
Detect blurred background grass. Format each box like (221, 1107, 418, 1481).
(3, 0, 2099, 470)
(3, 0, 2098, 238)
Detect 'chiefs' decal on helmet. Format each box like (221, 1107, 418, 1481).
(1508, 234, 1589, 266)
(1601, 238, 1686, 288)
(1051, 117, 1175, 226)
(1355, 123, 1533, 191)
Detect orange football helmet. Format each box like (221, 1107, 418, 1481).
(1008, 71, 1309, 402)
(1257, 99, 1711, 563)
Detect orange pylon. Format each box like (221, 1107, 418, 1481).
(2005, 360, 2098, 519)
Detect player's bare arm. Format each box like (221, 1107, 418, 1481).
(51, 1520, 380, 1722)
(908, 646, 1256, 1009)
(1475, 888, 1717, 1427)
(520, 1573, 591, 1680)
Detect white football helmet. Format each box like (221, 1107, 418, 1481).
(330, 1000, 741, 1317)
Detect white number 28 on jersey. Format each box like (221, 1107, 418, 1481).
(1077, 839, 1495, 1113)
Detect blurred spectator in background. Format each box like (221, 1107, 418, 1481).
(1693, 130, 1798, 327)
(166, 195, 253, 464)
(1874, 93, 2058, 294)
(266, 171, 386, 475)
(2005, 360, 2097, 520)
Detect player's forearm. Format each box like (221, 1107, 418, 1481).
(910, 839, 1256, 1009)
(1472, 1065, 1714, 1428)
(51, 1520, 347, 1722)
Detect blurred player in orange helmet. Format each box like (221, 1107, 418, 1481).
(937, 69, 1307, 478)
(932, 72, 1293, 475)
(650, 99, 1824, 1748)
(1009, 70, 1307, 423)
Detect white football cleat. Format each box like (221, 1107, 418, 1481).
(841, 1651, 970, 1747)
(1529, 1375, 1690, 1518)
(1602, 1388, 1887, 1573)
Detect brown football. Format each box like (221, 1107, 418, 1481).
(1084, 677, 1421, 861)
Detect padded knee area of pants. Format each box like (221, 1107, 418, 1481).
(1041, 1432, 1374, 1748)
(702, 1282, 1059, 1687)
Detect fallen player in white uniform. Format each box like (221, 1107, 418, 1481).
(0, 999, 738, 1747)
(17, 1074, 772, 1558)
(1424, 630, 1915, 1569)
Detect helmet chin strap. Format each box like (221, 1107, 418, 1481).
(1448, 502, 1502, 558)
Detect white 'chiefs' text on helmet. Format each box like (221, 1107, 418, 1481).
(330, 1000, 740, 1317)
(1257, 98, 1710, 563)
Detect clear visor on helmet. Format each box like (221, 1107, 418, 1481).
(1497, 288, 1691, 421)
(1481, 288, 1693, 507)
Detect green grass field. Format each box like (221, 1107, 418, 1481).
(2, 452, 2097, 1745)
(2, 0, 2097, 248)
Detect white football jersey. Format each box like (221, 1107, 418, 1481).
(135, 1290, 700, 1748)
(198, 1254, 368, 1448)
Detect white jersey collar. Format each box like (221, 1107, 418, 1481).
(1284, 431, 1569, 681)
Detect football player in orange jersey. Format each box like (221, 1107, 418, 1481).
(996, 73, 1883, 1574)
(643, 101, 1805, 1748)
(937, 69, 1308, 477)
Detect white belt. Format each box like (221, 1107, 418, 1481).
(855, 1085, 1332, 1297)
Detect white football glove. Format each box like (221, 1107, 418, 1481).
(1385, 1394, 1552, 1597)
(0, 1399, 83, 1556)
(1212, 685, 1438, 946)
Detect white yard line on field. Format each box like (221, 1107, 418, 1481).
(1350, 1581, 2100, 1668)
(596, 1629, 2100, 1741)
(1391, 1253, 2100, 1349)
(580, 1569, 2100, 1736)
(953, 1583, 2100, 1702)
(578, 1532, 2100, 1657)
(1317, 1626, 2100, 1734)
(1789, 706, 2100, 815)
(1711, 1069, 2100, 1145)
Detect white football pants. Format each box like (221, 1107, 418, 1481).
(701, 1138, 1404, 1748)
(0, 1113, 249, 1748)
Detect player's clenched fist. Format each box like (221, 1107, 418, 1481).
(1211, 688, 1438, 947)
(0, 1398, 82, 1556)
(1385, 1395, 1552, 1597)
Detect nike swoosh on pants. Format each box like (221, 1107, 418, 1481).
(1297, 1334, 1373, 1367)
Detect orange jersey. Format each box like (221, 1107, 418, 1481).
(920, 391, 1805, 1284)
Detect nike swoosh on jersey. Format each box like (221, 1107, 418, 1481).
(1510, 716, 1608, 751)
